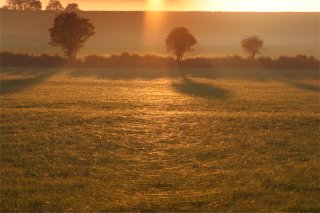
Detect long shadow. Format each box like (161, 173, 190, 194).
(172, 77, 230, 99)
(0, 68, 59, 95)
(287, 81, 320, 92)
(71, 68, 182, 80)
(70, 67, 320, 82)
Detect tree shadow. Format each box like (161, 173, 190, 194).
(70, 68, 320, 82)
(287, 81, 320, 92)
(0, 68, 59, 95)
(70, 68, 182, 80)
(172, 77, 230, 99)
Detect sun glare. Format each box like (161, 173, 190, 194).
(143, 0, 166, 49)
(0, 0, 319, 11)
(148, 0, 165, 11)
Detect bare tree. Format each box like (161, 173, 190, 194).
(241, 35, 264, 60)
(165, 27, 197, 62)
(49, 12, 95, 61)
(46, 0, 63, 11)
(64, 3, 80, 12)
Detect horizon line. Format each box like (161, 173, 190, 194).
(2, 9, 320, 13)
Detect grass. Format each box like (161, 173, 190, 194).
(0, 67, 319, 212)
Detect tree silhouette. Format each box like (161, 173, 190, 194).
(5, 0, 23, 10)
(49, 12, 95, 61)
(4, 0, 41, 10)
(64, 3, 80, 11)
(1, 5, 9, 9)
(46, 0, 63, 11)
(241, 35, 264, 60)
(165, 27, 197, 62)
(26, 0, 41, 10)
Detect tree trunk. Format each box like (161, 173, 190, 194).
(176, 54, 183, 63)
(251, 51, 256, 60)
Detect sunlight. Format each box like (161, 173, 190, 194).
(144, 11, 165, 50)
(144, 0, 166, 50)
(217, 0, 296, 12)
(203, 0, 318, 12)
(1, 0, 319, 11)
(148, 0, 165, 11)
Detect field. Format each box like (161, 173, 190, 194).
(0, 67, 319, 212)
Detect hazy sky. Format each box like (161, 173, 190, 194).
(1, 0, 320, 11)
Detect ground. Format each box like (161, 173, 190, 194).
(0, 67, 319, 212)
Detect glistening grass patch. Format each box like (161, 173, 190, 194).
(0, 68, 319, 212)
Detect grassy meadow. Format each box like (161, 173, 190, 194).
(0, 67, 319, 212)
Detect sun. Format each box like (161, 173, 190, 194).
(148, 0, 165, 11)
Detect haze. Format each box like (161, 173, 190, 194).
(1, 11, 319, 58)
(1, 0, 320, 11)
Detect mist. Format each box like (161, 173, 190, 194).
(1, 11, 319, 57)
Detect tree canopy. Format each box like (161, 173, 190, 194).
(4, 0, 23, 10)
(165, 27, 197, 62)
(27, 0, 41, 10)
(49, 12, 95, 61)
(241, 35, 264, 59)
(4, 0, 42, 10)
(46, 0, 63, 11)
(64, 3, 80, 12)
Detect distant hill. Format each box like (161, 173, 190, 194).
(0, 11, 319, 57)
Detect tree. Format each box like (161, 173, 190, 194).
(25, 0, 42, 10)
(1, 5, 9, 10)
(64, 3, 80, 11)
(46, 0, 63, 11)
(241, 35, 264, 60)
(49, 12, 95, 61)
(165, 27, 197, 62)
(4, 0, 41, 10)
(5, 0, 23, 10)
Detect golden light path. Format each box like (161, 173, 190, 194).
(148, 0, 165, 11)
(143, 0, 166, 51)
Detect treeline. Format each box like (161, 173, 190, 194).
(0, 52, 67, 67)
(1, 51, 319, 69)
(1, 0, 79, 11)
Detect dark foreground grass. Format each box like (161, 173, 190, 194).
(0, 68, 319, 212)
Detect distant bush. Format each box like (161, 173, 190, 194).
(1, 51, 319, 69)
(182, 55, 251, 68)
(273, 55, 319, 69)
(81, 53, 320, 69)
(0, 52, 67, 67)
(82, 52, 176, 69)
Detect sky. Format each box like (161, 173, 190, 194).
(1, 0, 320, 11)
